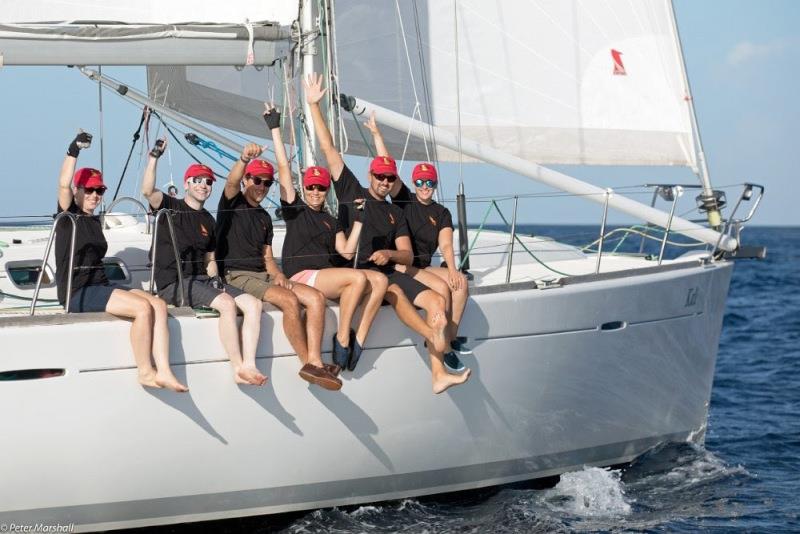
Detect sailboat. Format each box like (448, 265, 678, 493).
(0, 1, 764, 531)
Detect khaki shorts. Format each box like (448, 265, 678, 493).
(225, 269, 275, 299)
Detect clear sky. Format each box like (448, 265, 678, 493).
(0, 0, 797, 230)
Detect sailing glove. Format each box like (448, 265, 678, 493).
(353, 198, 365, 223)
(263, 108, 281, 130)
(67, 132, 93, 158)
(150, 139, 166, 159)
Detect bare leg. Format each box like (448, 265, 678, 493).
(384, 285, 447, 353)
(356, 270, 389, 346)
(264, 285, 308, 364)
(105, 289, 159, 389)
(423, 266, 469, 341)
(412, 290, 471, 394)
(290, 283, 327, 367)
(235, 293, 265, 384)
(210, 293, 265, 385)
(314, 268, 367, 346)
(129, 289, 187, 392)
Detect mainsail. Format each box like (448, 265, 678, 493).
(142, 1, 699, 170)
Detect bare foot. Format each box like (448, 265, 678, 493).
(235, 365, 268, 386)
(428, 311, 448, 354)
(433, 368, 471, 394)
(155, 371, 189, 393)
(138, 369, 163, 389)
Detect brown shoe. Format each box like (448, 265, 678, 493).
(299, 363, 342, 391)
(324, 363, 342, 377)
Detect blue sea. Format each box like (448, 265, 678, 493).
(137, 224, 800, 533)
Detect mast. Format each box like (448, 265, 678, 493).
(348, 96, 738, 252)
(299, 0, 319, 168)
(668, 0, 722, 230)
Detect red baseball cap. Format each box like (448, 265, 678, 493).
(245, 159, 274, 179)
(369, 155, 398, 177)
(302, 166, 331, 188)
(73, 168, 104, 189)
(184, 163, 215, 182)
(411, 162, 438, 182)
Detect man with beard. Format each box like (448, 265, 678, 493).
(215, 143, 341, 391)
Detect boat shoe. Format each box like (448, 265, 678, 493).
(299, 363, 342, 391)
(347, 329, 363, 372)
(443, 351, 466, 372)
(324, 362, 342, 377)
(450, 337, 473, 355)
(332, 333, 350, 369)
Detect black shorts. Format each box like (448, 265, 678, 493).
(357, 263, 429, 305)
(67, 284, 123, 313)
(157, 275, 245, 308)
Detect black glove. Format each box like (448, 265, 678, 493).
(149, 139, 166, 159)
(263, 108, 281, 130)
(210, 275, 225, 290)
(67, 132, 92, 158)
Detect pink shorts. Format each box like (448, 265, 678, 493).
(290, 269, 320, 288)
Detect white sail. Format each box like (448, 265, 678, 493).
(334, 0, 698, 168)
(0, 1, 297, 66)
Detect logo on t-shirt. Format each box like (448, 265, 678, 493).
(322, 220, 331, 231)
(388, 213, 395, 225)
(428, 215, 437, 227)
(199, 223, 209, 237)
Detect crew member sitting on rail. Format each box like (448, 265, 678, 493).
(365, 114, 471, 367)
(305, 73, 471, 393)
(142, 138, 267, 386)
(266, 104, 388, 373)
(55, 131, 187, 392)
(214, 140, 341, 391)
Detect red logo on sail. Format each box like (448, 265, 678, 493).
(611, 49, 626, 75)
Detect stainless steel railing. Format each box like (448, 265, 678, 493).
(149, 209, 186, 307)
(30, 211, 77, 315)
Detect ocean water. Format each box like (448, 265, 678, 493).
(142, 225, 800, 533)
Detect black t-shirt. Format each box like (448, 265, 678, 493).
(215, 191, 273, 273)
(152, 195, 216, 290)
(392, 182, 454, 268)
(280, 196, 342, 277)
(332, 164, 409, 267)
(54, 201, 109, 305)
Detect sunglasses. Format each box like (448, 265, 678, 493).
(82, 186, 107, 196)
(374, 173, 398, 183)
(247, 176, 274, 187)
(189, 177, 214, 186)
(413, 179, 437, 189)
(304, 184, 329, 192)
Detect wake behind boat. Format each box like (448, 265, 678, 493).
(0, 1, 764, 531)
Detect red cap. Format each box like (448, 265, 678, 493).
(245, 159, 274, 178)
(73, 168, 104, 189)
(369, 155, 398, 177)
(184, 163, 215, 182)
(302, 166, 331, 188)
(411, 162, 438, 182)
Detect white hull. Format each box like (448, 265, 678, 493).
(0, 222, 732, 530)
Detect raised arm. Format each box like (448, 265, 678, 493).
(225, 143, 264, 200)
(304, 73, 345, 180)
(142, 137, 166, 210)
(364, 112, 390, 158)
(264, 104, 295, 204)
(58, 131, 92, 211)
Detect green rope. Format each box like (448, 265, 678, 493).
(491, 201, 574, 277)
(350, 109, 375, 157)
(457, 200, 495, 269)
(581, 225, 706, 254)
